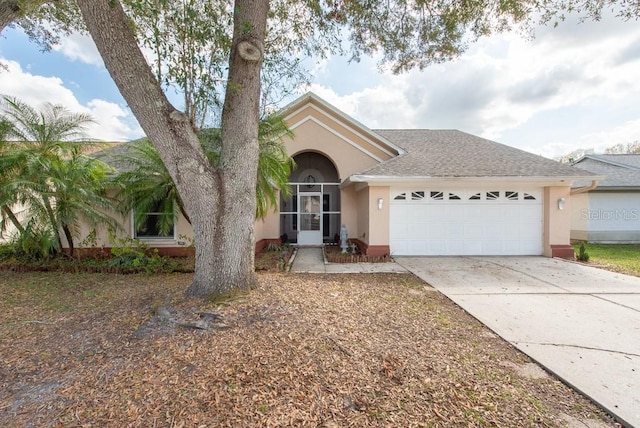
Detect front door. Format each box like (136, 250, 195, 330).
(297, 193, 322, 245)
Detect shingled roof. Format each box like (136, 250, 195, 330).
(357, 129, 594, 179)
(572, 154, 640, 188)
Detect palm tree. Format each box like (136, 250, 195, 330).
(0, 117, 26, 238)
(108, 138, 186, 236)
(45, 146, 118, 256)
(113, 114, 295, 235)
(0, 96, 118, 257)
(255, 114, 295, 219)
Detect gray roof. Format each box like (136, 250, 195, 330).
(361, 129, 594, 178)
(572, 154, 640, 189)
(90, 139, 145, 172)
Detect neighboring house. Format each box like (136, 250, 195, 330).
(75, 93, 597, 259)
(571, 154, 640, 243)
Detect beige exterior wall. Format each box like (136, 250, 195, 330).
(356, 187, 370, 242)
(285, 120, 382, 180)
(543, 186, 572, 257)
(285, 103, 395, 165)
(570, 192, 589, 241)
(254, 206, 280, 243)
(340, 186, 359, 239)
(71, 206, 194, 250)
(364, 186, 390, 246)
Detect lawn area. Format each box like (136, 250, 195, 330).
(573, 243, 640, 276)
(0, 271, 614, 427)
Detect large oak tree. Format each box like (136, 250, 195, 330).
(1, 0, 636, 297)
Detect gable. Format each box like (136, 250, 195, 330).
(280, 93, 402, 179)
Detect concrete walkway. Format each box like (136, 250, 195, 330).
(289, 247, 407, 274)
(396, 256, 640, 428)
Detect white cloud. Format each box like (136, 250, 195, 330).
(308, 12, 640, 159)
(52, 32, 103, 66)
(84, 99, 142, 142)
(0, 59, 141, 141)
(576, 119, 640, 150)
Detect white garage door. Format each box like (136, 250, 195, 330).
(390, 189, 543, 256)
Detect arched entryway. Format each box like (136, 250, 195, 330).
(280, 152, 341, 245)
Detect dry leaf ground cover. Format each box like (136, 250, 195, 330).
(0, 271, 614, 427)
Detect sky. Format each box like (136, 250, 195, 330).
(1, 10, 639, 160)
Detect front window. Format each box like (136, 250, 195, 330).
(133, 202, 175, 239)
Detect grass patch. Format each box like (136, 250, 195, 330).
(572, 243, 640, 275)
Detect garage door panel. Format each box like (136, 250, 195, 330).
(483, 223, 502, 240)
(482, 205, 503, 221)
(447, 223, 465, 239)
(520, 226, 540, 240)
(482, 240, 503, 254)
(428, 240, 446, 254)
(390, 188, 543, 256)
(520, 239, 541, 254)
(428, 223, 447, 239)
(464, 223, 483, 240)
(447, 206, 466, 221)
(464, 240, 483, 255)
(390, 222, 409, 239)
(427, 205, 447, 220)
(502, 223, 521, 237)
(446, 241, 464, 255)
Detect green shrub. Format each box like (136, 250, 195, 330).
(109, 245, 163, 272)
(13, 223, 59, 261)
(577, 243, 590, 262)
(0, 243, 16, 261)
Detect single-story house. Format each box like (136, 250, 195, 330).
(77, 93, 598, 259)
(571, 154, 640, 243)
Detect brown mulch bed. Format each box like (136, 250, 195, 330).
(255, 246, 295, 272)
(0, 271, 615, 427)
(324, 245, 391, 263)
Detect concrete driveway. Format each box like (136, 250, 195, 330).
(396, 256, 640, 428)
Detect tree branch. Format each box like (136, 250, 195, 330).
(0, 0, 21, 33)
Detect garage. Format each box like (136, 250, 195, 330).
(390, 188, 543, 256)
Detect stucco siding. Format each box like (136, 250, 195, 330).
(285, 104, 396, 164)
(356, 187, 370, 244)
(286, 120, 382, 179)
(542, 186, 572, 257)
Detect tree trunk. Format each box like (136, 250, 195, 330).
(0, 0, 20, 33)
(185, 0, 268, 297)
(78, 0, 266, 298)
(42, 197, 63, 251)
(62, 223, 74, 257)
(1, 205, 25, 235)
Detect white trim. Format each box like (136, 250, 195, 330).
(286, 103, 400, 158)
(297, 192, 323, 245)
(281, 93, 405, 153)
(342, 174, 598, 189)
(289, 115, 385, 163)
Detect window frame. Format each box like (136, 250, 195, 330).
(131, 204, 177, 240)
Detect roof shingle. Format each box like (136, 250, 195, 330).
(362, 129, 594, 178)
(572, 155, 640, 188)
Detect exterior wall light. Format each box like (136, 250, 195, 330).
(557, 197, 566, 210)
(377, 198, 384, 210)
(304, 174, 316, 188)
